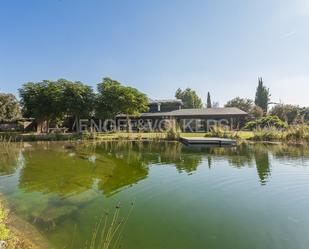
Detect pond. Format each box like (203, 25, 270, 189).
(0, 141, 309, 249)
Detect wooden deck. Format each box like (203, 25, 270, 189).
(179, 137, 237, 146)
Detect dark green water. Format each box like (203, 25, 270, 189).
(0, 141, 309, 249)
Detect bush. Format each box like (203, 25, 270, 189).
(250, 127, 283, 141)
(205, 126, 240, 139)
(284, 125, 309, 142)
(244, 116, 288, 130)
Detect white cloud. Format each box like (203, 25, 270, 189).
(283, 31, 296, 38)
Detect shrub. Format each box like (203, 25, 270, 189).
(205, 126, 240, 139)
(284, 125, 309, 142)
(244, 116, 288, 130)
(250, 127, 283, 141)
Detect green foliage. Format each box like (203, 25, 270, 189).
(255, 77, 270, 112)
(225, 97, 253, 113)
(61, 79, 95, 131)
(270, 104, 300, 124)
(249, 105, 264, 119)
(175, 88, 203, 109)
(0, 204, 9, 241)
(96, 77, 149, 119)
(299, 107, 309, 123)
(0, 93, 21, 122)
(205, 126, 240, 139)
(61, 79, 95, 118)
(19, 80, 64, 122)
(284, 125, 309, 142)
(244, 116, 288, 130)
(250, 127, 283, 141)
(19, 79, 96, 132)
(206, 92, 212, 108)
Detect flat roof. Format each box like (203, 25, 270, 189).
(148, 99, 183, 105)
(118, 107, 247, 118)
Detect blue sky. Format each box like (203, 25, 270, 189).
(0, 0, 308, 106)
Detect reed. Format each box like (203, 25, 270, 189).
(85, 202, 134, 249)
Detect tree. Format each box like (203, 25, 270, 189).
(299, 107, 309, 123)
(225, 97, 253, 113)
(19, 81, 64, 132)
(207, 92, 212, 108)
(255, 77, 270, 113)
(175, 88, 203, 109)
(212, 101, 220, 108)
(249, 105, 264, 119)
(61, 79, 95, 132)
(96, 77, 149, 126)
(0, 93, 21, 122)
(269, 104, 299, 124)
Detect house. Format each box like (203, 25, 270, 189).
(117, 99, 248, 132)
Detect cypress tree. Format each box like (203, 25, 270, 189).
(207, 92, 212, 108)
(255, 77, 270, 113)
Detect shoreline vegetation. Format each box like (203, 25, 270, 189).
(0, 124, 309, 145)
(0, 197, 51, 249)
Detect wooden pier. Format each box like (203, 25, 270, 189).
(179, 137, 237, 146)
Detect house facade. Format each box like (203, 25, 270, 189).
(116, 99, 248, 132)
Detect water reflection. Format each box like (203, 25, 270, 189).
(1, 141, 309, 197)
(0, 143, 22, 176)
(1, 141, 309, 249)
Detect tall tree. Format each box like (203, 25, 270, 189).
(225, 97, 263, 120)
(269, 104, 299, 124)
(0, 93, 21, 122)
(255, 77, 271, 113)
(96, 77, 149, 121)
(61, 79, 95, 132)
(19, 81, 64, 132)
(206, 92, 212, 108)
(225, 97, 253, 113)
(175, 88, 203, 109)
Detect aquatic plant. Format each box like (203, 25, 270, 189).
(84, 203, 134, 249)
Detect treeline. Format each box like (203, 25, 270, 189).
(224, 78, 309, 126)
(1, 77, 149, 132)
(1, 76, 308, 131)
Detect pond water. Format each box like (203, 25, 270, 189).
(0, 141, 309, 249)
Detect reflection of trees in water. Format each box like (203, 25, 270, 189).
(0, 143, 22, 176)
(18, 143, 148, 197)
(93, 141, 203, 173)
(253, 145, 271, 185)
(16, 141, 309, 196)
(269, 144, 309, 162)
